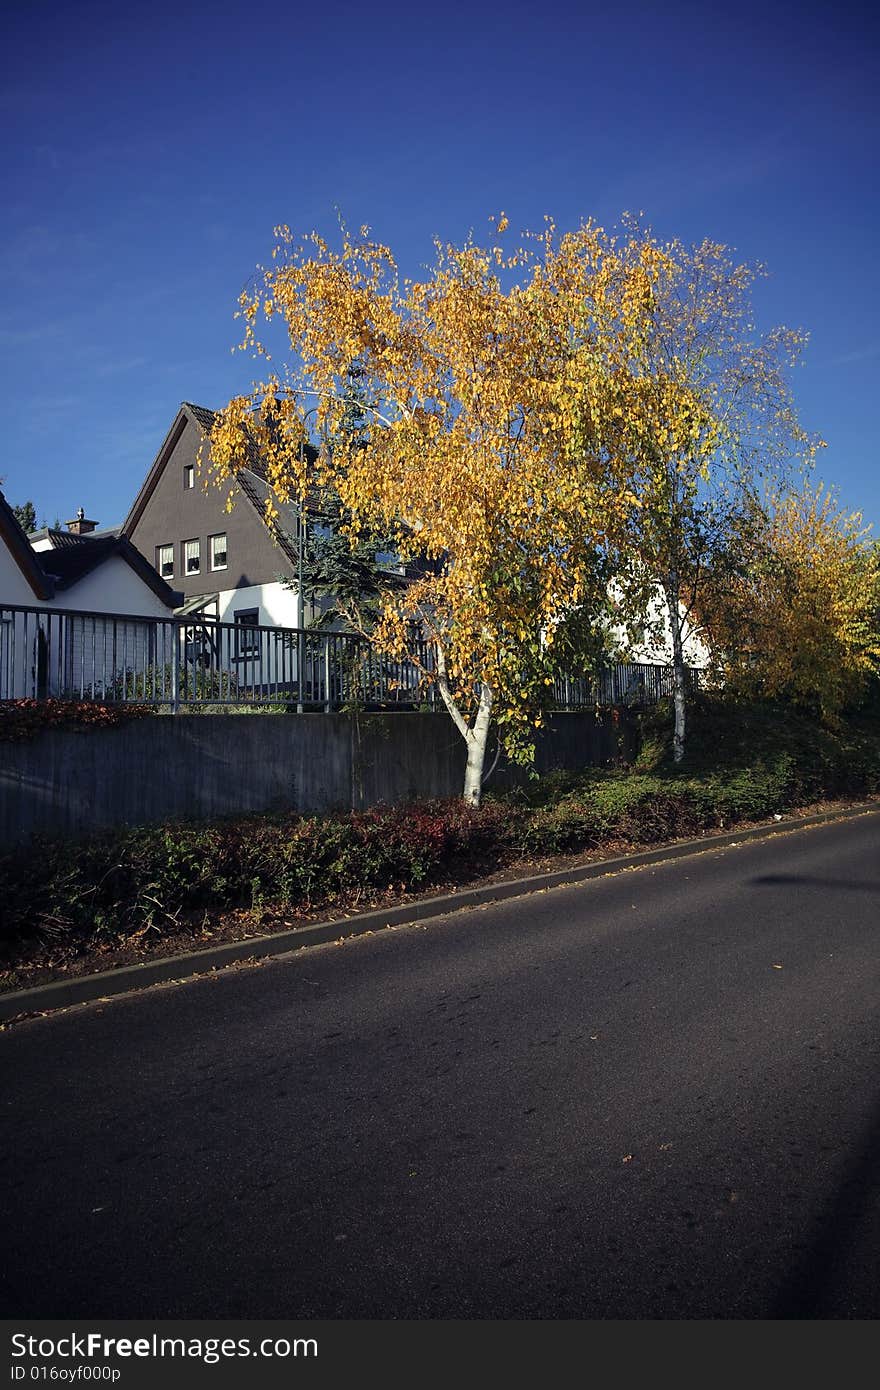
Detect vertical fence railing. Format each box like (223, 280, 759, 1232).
(0, 603, 697, 712)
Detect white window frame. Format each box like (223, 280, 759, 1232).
(209, 532, 228, 571)
(156, 543, 174, 579)
(183, 465, 195, 489)
(183, 538, 201, 575)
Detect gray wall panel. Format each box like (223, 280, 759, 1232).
(0, 711, 634, 843)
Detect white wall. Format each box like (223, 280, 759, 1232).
(603, 582, 710, 670)
(0, 544, 44, 697)
(216, 579, 302, 628)
(0, 541, 41, 606)
(45, 561, 174, 699)
(0, 603, 161, 703)
(1, 538, 44, 698)
(614, 590, 710, 669)
(48, 556, 172, 619)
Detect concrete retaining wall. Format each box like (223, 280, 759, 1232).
(0, 710, 635, 843)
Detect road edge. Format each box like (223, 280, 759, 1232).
(2, 800, 878, 1023)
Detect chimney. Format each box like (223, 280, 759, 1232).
(66, 506, 98, 536)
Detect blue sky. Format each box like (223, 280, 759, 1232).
(2, 0, 878, 531)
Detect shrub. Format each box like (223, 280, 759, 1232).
(0, 797, 524, 962)
(0, 699, 153, 742)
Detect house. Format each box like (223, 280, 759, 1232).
(121, 402, 311, 641)
(1, 491, 180, 700)
(32, 523, 180, 620)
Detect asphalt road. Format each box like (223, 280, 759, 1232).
(2, 813, 879, 1320)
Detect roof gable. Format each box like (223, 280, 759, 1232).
(121, 404, 193, 536)
(121, 401, 320, 581)
(40, 534, 180, 606)
(0, 490, 54, 599)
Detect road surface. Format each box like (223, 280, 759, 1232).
(2, 813, 879, 1318)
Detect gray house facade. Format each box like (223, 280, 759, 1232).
(122, 402, 307, 630)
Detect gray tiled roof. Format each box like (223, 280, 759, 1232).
(184, 401, 270, 476)
(32, 528, 83, 549)
(237, 469, 301, 570)
(183, 402, 217, 434)
(39, 536, 124, 585)
(183, 401, 318, 479)
(28, 525, 121, 549)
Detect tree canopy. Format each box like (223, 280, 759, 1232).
(209, 215, 829, 798)
(586, 227, 823, 758)
(210, 217, 656, 800)
(702, 482, 880, 716)
(291, 363, 409, 632)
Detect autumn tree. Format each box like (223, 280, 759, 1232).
(702, 482, 880, 716)
(209, 218, 658, 803)
(589, 229, 822, 760)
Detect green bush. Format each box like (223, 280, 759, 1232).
(0, 798, 523, 962)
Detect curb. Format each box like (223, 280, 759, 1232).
(2, 801, 878, 1024)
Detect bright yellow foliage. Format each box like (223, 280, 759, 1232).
(208, 219, 675, 781)
(710, 483, 880, 716)
(207, 216, 845, 786)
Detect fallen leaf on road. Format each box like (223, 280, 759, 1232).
(772, 963, 783, 969)
(622, 1154, 634, 1163)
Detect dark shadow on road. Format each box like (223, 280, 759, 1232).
(750, 874, 880, 893)
(772, 1097, 880, 1317)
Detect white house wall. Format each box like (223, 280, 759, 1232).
(216, 580, 302, 629)
(1, 542, 44, 697)
(45, 562, 172, 699)
(606, 586, 710, 670)
(47, 557, 172, 619)
(0, 542, 41, 606)
(0, 609, 167, 701)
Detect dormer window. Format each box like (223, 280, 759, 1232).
(183, 465, 194, 489)
(184, 538, 200, 574)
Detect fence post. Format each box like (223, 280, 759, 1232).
(171, 622, 180, 713)
(324, 635, 332, 713)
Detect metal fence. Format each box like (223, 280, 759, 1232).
(550, 662, 700, 710)
(0, 603, 695, 712)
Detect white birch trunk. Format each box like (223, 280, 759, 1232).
(664, 575, 687, 763)
(462, 681, 493, 806)
(434, 644, 494, 807)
